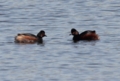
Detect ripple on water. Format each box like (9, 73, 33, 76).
(0, 0, 120, 81)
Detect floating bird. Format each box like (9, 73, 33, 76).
(15, 30, 46, 43)
(71, 28, 99, 42)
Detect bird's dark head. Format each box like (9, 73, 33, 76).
(37, 30, 46, 38)
(71, 28, 79, 35)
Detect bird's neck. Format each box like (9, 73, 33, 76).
(37, 36, 43, 43)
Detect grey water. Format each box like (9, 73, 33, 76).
(0, 0, 120, 81)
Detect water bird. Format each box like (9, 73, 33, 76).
(70, 28, 99, 42)
(15, 30, 46, 43)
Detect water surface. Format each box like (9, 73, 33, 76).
(0, 0, 120, 81)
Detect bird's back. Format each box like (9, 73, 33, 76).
(15, 33, 38, 43)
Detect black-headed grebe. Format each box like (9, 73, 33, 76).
(71, 28, 99, 42)
(15, 30, 46, 43)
